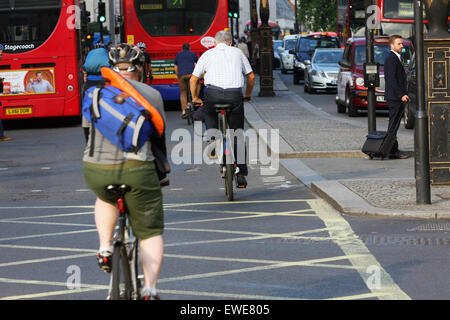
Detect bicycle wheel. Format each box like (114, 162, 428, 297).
(219, 112, 234, 201)
(225, 163, 234, 201)
(125, 226, 141, 300)
(110, 243, 133, 300)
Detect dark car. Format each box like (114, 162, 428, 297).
(404, 52, 416, 129)
(291, 32, 340, 85)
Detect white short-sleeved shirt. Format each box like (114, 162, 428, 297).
(192, 43, 253, 89)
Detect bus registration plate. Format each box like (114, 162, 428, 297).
(5, 107, 32, 115)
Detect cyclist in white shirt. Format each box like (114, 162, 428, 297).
(190, 30, 255, 187)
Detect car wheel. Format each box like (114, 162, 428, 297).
(346, 87, 358, 117)
(403, 101, 415, 129)
(293, 72, 300, 85)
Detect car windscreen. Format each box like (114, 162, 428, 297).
(134, 0, 218, 37)
(313, 50, 343, 64)
(354, 44, 413, 67)
(284, 39, 297, 51)
(298, 36, 339, 52)
(0, 0, 62, 53)
(273, 40, 283, 54)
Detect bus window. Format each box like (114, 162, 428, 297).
(383, 0, 414, 20)
(0, 0, 61, 52)
(134, 0, 218, 37)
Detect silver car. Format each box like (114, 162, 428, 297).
(304, 48, 344, 93)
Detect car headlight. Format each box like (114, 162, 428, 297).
(311, 70, 317, 75)
(319, 71, 327, 78)
(355, 77, 365, 87)
(295, 61, 305, 69)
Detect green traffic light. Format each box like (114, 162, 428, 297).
(99, 16, 106, 23)
(228, 12, 232, 17)
(233, 12, 238, 18)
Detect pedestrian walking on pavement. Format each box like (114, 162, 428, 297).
(174, 43, 199, 119)
(189, 30, 255, 188)
(384, 34, 409, 159)
(237, 37, 250, 60)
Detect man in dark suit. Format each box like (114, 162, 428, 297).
(384, 35, 409, 159)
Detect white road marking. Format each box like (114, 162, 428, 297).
(308, 199, 411, 300)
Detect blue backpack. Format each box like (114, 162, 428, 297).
(82, 83, 155, 154)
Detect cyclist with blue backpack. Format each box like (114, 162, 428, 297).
(82, 44, 167, 300)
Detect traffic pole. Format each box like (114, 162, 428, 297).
(365, 0, 376, 133)
(414, 0, 431, 204)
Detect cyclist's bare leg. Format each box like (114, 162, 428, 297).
(94, 198, 119, 250)
(179, 75, 189, 116)
(139, 235, 164, 289)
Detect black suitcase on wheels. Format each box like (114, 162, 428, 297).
(361, 131, 396, 159)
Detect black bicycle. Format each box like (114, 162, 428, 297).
(105, 184, 142, 300)
(186, 80, 205, 126)
(215, 104, 237, 201)
(185, 79, 195, 125)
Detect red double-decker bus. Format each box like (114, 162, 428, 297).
(0, 0, 82, 120)
(120, 0, 229, 101)
(337, 0, 443, 44)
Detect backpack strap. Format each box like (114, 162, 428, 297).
(88, 86, 103, 157)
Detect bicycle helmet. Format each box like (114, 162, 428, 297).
(108, 43, 144, 68)
(136, 42, 146, 49)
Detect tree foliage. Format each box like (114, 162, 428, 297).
(297, 0, 337, 32)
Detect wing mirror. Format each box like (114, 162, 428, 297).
(339, 59, 351, 69)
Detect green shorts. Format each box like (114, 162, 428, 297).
(82, 160, 164, 239)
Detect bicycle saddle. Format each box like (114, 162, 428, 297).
(214, 104, 232, 111)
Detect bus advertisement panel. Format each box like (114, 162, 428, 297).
(0, 68, 56, 96)
(121, 0, 229, 101)
(0, 0, 81, 120)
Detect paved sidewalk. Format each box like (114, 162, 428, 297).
(245, 74, 450, 219)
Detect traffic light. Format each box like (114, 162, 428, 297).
(233, 0, 239, 19)
(80, 2, 91, 25)
(98, 1, 106, 23)
(228, 0, 239, 19)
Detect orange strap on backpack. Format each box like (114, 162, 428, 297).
(100, 67, 165, 137)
